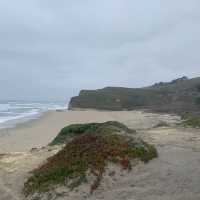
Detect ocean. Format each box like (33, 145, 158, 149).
(0, 101, 67, 129)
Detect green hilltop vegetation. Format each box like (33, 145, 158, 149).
(69, 76, 200, 115)
(23, 122, 157, 196)
(50, 121, 135, 145)
(182, 115, 200, 128)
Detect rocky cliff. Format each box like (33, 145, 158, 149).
(69, 77, 200, 115)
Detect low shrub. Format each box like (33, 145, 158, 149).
(24, 124, 157, 196)
(182, 116, 200, 128)
(50, 121, 135, 145)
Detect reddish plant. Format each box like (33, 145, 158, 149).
(24, 127, 157, 196)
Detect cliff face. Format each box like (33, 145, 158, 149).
(69, 77, 200, 114)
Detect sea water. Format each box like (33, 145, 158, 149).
(0, 101, 67, 129)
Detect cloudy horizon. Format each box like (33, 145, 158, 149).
(0, 0, 200, 101)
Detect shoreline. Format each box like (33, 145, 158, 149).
(1, 110, 200, 200)
(0, 110, 180, 153)
(0, 110, 67, 153)
(0, 111, 52, 135)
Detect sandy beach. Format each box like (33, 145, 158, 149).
(0, 110, 178, 153)
(1, 110, 200, 200)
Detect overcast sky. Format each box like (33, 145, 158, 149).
(0, 0, 200, 101)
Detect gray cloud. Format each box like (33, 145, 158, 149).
(0, 0, 200, 101)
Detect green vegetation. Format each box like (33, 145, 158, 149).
(182, 116, 200, 128)
(195, 97, 200, 105)
(24, 122, 157, 196)
(50, 121, 135, 145)
(69, 87, 165, 111)
(69, 77, 200, 115)
(196, 84, 200, 92)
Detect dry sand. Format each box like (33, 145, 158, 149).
(0, 110, 179, 153)
(1, 110, 200, 200)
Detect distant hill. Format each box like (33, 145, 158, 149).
(69, 76, 200, 115)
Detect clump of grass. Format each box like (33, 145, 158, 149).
(182, 116, 200, 128)
(24, 127, 157, 196)
(50, 121, 135, 145)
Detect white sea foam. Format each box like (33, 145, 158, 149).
(0, 101, 67, 129)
